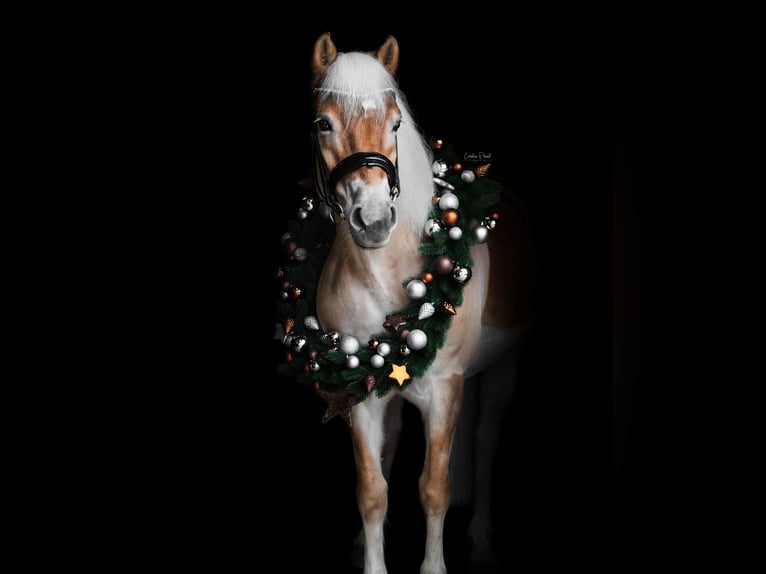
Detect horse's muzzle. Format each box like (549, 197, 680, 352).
(349, 204, 398, 248)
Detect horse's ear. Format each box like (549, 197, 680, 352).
(375, 35, 399, 75)
(311, 32, 338, 87)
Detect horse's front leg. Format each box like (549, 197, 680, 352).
(351, 395, 405, 568)
(419, 372, 464, 574)
(351, 396, 390, 574)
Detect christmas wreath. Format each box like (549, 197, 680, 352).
(274, 141, 502, 425)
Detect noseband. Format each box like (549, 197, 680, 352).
(311, 108, 400, 218)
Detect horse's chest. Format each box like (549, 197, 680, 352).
(318, 282, 401, 337)
(317, 268, 406, 339)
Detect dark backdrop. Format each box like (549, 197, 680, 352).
(136, 23, 667, 573)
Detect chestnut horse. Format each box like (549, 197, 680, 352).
(306, 32, 531, 573)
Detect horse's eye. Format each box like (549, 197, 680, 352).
(315, 118, 332, 132)
(393, 119, 402, 132)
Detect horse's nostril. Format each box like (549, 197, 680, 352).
(390, 206, 397, 226)
(350, 206, 366, 231)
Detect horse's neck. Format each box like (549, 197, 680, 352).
(316, 121, 433, 337)
(317, 222, 423, 337)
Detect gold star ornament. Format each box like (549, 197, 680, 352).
(388, 363, 411, 386)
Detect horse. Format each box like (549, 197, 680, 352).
(276, 32, 532, 573)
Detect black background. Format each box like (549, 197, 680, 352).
(124, 21, 693, 573)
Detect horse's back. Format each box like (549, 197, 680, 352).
(463, 184, 533, 379)
(483, 185, 535, 329)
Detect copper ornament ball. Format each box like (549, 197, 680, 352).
(440, 208, 459, 227)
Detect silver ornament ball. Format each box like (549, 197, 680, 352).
(406, 329, 428, 351)
(438, 192, 460, 211)
(294, 247, 308, 261)
(448, 226, 463, 240)
(339, 335, 360, 355)
(291, 335, 307, 352)
(322, 331, 340, 346)
(453, 264, 472, 284)
(406, 279, 428, 300)
(424, 219, 442, 237)
(432, 160, 449, 177)
(472, 224, 489, 243)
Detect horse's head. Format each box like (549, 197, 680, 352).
(311, 33, 402, 249)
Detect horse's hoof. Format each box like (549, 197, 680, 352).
(468, 563, 500, 574)
(469, 543, 499, 573)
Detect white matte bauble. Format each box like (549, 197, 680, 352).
(438, 192, 460, 211)
(406, 279, 427, 300)
(376, 342, 391, 357)
(461, 169, 476, 183)
(370, 354, 385, 368)
(472, 224, 489, 243)
(339, 335, 360, 355)
(448, 226, 463, 240)
(346, 354, 360, 369)
(406, 329, 428, 350)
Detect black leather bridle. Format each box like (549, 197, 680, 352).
(311, 112, 400, 218)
